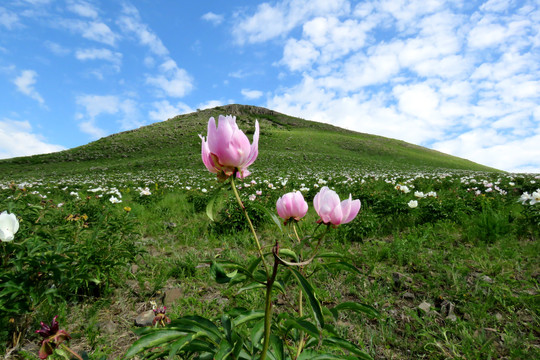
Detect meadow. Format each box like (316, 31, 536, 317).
(1, 165, 538, 359)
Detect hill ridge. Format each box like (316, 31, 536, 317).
(0, 104, 500, 178)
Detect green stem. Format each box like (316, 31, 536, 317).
(260, 251, 279, 360)
(293, 223, 305, 359)
(60, 344, 83, 360)
(294, 289, 305, 359)
(230, 177, 269, 275)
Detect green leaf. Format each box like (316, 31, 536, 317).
(323, 262, 362, 276)
(210, 261, 238, 284)
(269, 335, 284, 360)
(297, 349, 355, 359)
(284, 318, 320, 340)
(176, 316, 223, 343)
(332, 301, 380, 319)
(237, 281, 265, 294)
(124, 330, 186, 358)
(247, 257, 263, 274)
(250, 319, 265, 352)
(168, 331, 207, 358)
(315, 252, 347, 259)
(205, 192, 220, 221)
(250, 202, 284, 233)
(322, 337, 373, 360)
(278, 248, 299, 262)
(233, 310, 265, 327)
(221, 314, 232, 342)
(214, 340, 234, 360)
(290, 268, 325, 329)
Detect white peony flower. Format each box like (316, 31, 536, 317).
(0, 211, 19, 242)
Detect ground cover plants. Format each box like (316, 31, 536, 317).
(0, 109, 538, 359)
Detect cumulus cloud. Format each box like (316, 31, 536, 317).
(76, 94, 144, 138)
(146, 59, 193, 98)
(148, 100, 193, 121)
(13, 70, 45, 105)
(44, 41, 71, 55)
(201, 12, 224, 25)
(0, 6, 20, 29)
(60, 19, 119, 46)
(256, 0, 540, 172)
(66, 0, 98, 18)
(0, 118, 65, 159)
(233, 0, 350, 44)
(241, 89, 263, 100)
(75, 48, 122, 67)
(117, 3, 168, 56)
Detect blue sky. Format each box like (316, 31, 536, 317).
(1, 0, 539, 173)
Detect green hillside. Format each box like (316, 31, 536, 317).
(0, 104, 499, 178)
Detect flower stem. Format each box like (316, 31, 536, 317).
(260, 248, 280, 360)
(60, 344, 83, 360)
(293, 223, 305, 359)
(230, 177, 269, 275)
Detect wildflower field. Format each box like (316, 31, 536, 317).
(1, 164, 538, 359)
(0, 109, 539, 359)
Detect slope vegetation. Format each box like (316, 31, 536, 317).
(0, 104, 499, 178)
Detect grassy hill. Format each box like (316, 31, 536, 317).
(0, 104, 499, 178)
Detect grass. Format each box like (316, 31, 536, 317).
(1, 169, 538, 359)
(0, 105, 499, 178)
(0, 104, 537, 359)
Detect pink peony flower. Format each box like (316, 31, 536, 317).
(313, 186, 360, 226)
(199, 115, 259, 179)
(276, 191, 308, 224)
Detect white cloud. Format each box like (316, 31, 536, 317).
(241, 89, 264, 100)
(60, 19, 118, 46)
(44, 41, 71, 55)
(148, 100, 193, 121)
(117, 3, 168, 56)
(201, 12, 224, 25)
(13, 70, 45, 105)
(433, 130, 540, 173)
(197, 100, 226, 110)
(78, 120, 106, 139)
(67, 0, 98, 18)
(75, 94, 144, 138)
(282, 39, 319, 71)
(255, 0, 540, 172)
(233, 0, 350, 44)
(146, 59, 193, 98)
(76, 94, 119, 119)
(75, 48, 122, 66)
(0, 119, 65, 159)
(480, 0, 514, 13)
(0, 6, 20, 29)
(468, 21, 508, 49)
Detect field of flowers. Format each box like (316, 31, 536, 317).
(0, 116, 539, 359)
(1, 165, 538, 359)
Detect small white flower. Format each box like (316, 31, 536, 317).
(407, 200, 418, 208)
(201, 188, 208, 193)
(256, 190, 262, 196)
(249, 194, 256, 201)
(139, 187, 151, 196)
(109, 196, 122, 204)
(414, 191, 425, 198)
(0, 211, 19, 242)
(531, 190, 540, 205)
